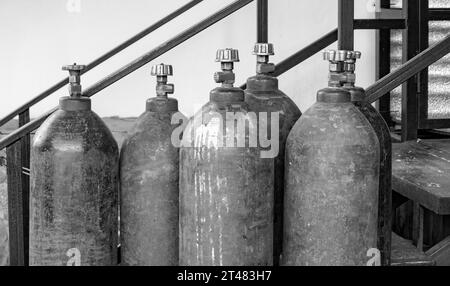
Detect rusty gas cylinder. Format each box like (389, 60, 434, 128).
(244, 43, 301, 265)
(337, 51, 392, 266)
(120, 63, 184, 266)
(30, 64, 119, 266)
(179, 48, 274, 266)
(283, 51, 380, 266)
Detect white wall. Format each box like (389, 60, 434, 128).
(0, 0, 376, 119)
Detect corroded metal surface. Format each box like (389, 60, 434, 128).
(245, 74, 301, 266)
(349, 86, 393, 266)
(283, 88, 379, 266)
(179, 89, 274, 266)
(30, 107, 119, 266)
(120, 64, 182, 266)
(120, 107, 182, 266)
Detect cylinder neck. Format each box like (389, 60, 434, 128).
(246, 74, 278, 92)
(317, 87, 351, 103)
(59, 96, 91, 111)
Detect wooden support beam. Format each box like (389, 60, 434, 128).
(6, 110, 30, 266)
(338, 0, 354, 50)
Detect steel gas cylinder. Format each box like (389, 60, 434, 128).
(120, 63, 183, 266)
(283, 51, 380, 266)
(244, 43, 301, 265)
(338, 51, 392, 266)
(30, 64, 119, 266)
(179, 48, 274, 266)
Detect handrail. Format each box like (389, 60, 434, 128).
(0, 8, 411, 151)
(365, 34, 450, 104)
(0, 0, 254, 150)
(240, 28, 338, 90)
(83, 0, 254, 97)
(0, 0, 203, 128)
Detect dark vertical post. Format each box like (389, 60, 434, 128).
(6, 110, 30, 266)
(376, 0, 393, 126)
(418, 0, 429, 126)
(257, 0, 268, 43)
(338, 0, 354, 50)
(401, 0, 420, 141)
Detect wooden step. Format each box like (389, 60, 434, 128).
(391, 232, 435, 266)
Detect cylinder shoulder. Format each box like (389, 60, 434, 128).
(121, 110, 185, 150)
(289, 102, 379, 147)
(33, 109, 118, 154)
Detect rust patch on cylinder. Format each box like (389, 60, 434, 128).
(120, 111, 182, 266)
(179, 101, 274, 266)
(283, 100, 380, 266)
(30, 109, 119, 266)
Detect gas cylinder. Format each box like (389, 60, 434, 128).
(120, 63, 183, 266)
(179, 48, 274, 266)
(244, 43, 301, 265)
(283, 51, 380, 266)
(30, 64, 119, 266)
(337, 50, 392, 266)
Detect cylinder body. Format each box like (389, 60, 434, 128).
(179, 87, 274, 266)
(245, 75, 301, 265)
(120, 97, 182, 266)
(283, 88, 380, 266)
(30, 98, 119, 266)
(347, 86, 392, 266)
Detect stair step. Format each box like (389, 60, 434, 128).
(391, 232, 435, 266)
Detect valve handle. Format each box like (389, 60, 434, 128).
(151, 63, 174, 97)
(151, 63, 173, 77)
(62, 63, 85, 96)
(215, 48, 240, 63)
(62, 63, 86, 74)
(253, 43, 274, 56)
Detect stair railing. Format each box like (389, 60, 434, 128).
(0, 0, 415, 266)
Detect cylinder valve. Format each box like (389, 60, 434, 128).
(62, 63, 86, 97)
(151, 63, 174, 97)
(343, 51, 361, 86)
(214, 48, 239, 87)
(253, 43, 275, 74)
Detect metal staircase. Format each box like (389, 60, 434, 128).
(2, 0, 450, 266)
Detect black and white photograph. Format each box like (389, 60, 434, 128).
(0, 0, 449, 273)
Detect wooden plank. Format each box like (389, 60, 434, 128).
(391, 232, 435, 266)
(393, 140, 450, 215)
(338, 0, 354, 50)
(6, 111, 30, 266)
(426, 236, 450, 265)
